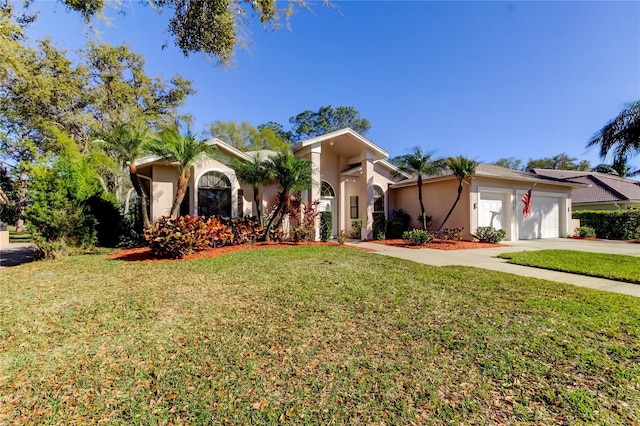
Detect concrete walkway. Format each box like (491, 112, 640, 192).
(0, 243, 40, 268)
(347, 238, 640, 298)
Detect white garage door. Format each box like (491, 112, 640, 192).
(518, 196, 560, 239)
(478, 192, 504, 230)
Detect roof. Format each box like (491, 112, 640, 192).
(291, 128, 389, 161)
(244, 150, 278, 160)
(534, 169, 640, 204)
(390, 163, 584, 189)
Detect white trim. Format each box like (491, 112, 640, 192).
(291, 128, 389, 160)
(194, 168, 239, 218)
(204, 138, 252, 162)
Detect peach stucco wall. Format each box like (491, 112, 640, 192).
(389, 178, 471, 237)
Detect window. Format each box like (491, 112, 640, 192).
(198, 171, 231, 218)
(373, 185, 384, 212)
(350, 196, 359, 219)
(321, 181, 335, 198)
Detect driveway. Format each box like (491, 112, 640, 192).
(347, 238, 640, 298)
(0, 243, 40, 268)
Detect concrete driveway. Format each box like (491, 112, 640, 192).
(348, 238, 640, 298)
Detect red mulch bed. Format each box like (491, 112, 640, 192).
(369, 238, 505, 250)
(108, 241, 373, 263)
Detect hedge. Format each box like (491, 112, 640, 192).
(320, 211, 333, 242)
(572, 210, 640, 240)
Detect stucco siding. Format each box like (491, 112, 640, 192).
(151, 165, 178, 221)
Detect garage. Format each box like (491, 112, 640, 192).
(518, 195, 560, 239)
(478, 192, 505, 230)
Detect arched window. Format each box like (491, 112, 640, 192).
(321, 181, 335, 198)
(373, 185, 384, 212)
(198, 171, 231, 218)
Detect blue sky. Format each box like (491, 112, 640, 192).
(26, 1, 640, 167)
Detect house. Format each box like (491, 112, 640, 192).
(389, 164, 582, 241)
(136, 128, 407, 239)
(137, 128, 582, 241)
(532, 169, 640, 211)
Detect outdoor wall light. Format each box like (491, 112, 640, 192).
(473, 202, 477, 209)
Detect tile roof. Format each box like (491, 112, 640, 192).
(390, 163, 582, 188)
(533, 169, 640, 203)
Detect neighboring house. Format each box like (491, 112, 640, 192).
(389, 164, 582, 241)
(137, 129, 583, 241)
(533, 169, 640, 211)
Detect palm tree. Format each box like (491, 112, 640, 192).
(263, 151, 313, 240)
(95, 122, 153, 228)
(587, 100, 640, 165)
(592, 156, 640, 178)
(149, 122, 213, 218)
(438, 156, 478, 230)
(231, 154, 270, 222)
(393, 147, 444, 230)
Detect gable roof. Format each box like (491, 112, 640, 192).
(533, 169, 640, 204)
(291, 128, 389, 160)
(390, 163, 584, 189)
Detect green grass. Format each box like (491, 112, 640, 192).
(1, 246, 640, 424)
(499, 249, 640, 284)
(7, 225, 34, 243)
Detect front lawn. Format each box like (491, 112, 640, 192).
(1, 246, 639, 424)
(499, 249, 640, 284)
(7, 225, 34, 243)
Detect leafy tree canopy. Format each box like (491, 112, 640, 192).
(525, 154, 590, 171)
(492, 154, 590, 172)
(50, 0, 325, 64)
(492, 157, 523, 170)
(207, 121, 289, 152)
(289, 105, 371, 142)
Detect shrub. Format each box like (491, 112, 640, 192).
(402, 229, 433, 246)
(144, 216, 212, 259)
(291, 200, 320, 242)
(350, 218, 363, 238)
(575, 226, 596, 239)
(386, 220, 406, 239)
(337, 230, 348, 245)
(439, 227, 464, 241)
(473, 226, 506, 243)
(373, 212, 386, 240)
(572, 210, 640, 240)
(226, 217, 262, 245)
(320, 211, 333, 242)
(392, 209, 411, 230)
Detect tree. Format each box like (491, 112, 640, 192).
(438, 156, 478, 231)
(393, 147, 444, 230)
(591, 156, 640, 178)
(231, 155, 271, 222)
(208, 120, 289, 151)
(289, 106, 371, 141)
(492, 157, 523, 170)
(54, 0, 327, 64)
(586, 100, 640, 166)
(257, 121, 293, 144)
(95, 122, 153, 228)
(149, 123, 214, 218)
(525, 153, 590, 171)
(263, 151, 313, 240)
